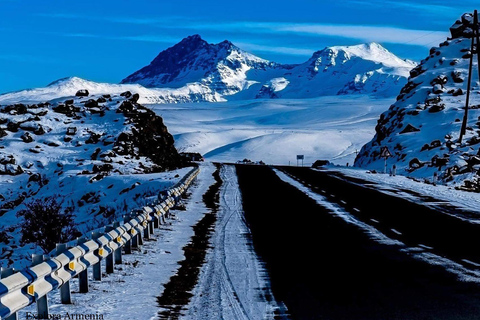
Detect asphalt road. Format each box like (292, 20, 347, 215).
(235, 164, 480, 320)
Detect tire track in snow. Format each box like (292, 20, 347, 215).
(182, 165, 283, 320)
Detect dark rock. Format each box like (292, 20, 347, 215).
(428, 104, 445, 113)
(451, 71, 464, 83)
(114, 101, 183, 170)
(120, 91, 132, 98)
(409, 158, 424, 169)
(84, 99, 98, 109)
(33, 125, 45, 135)
(53, 104, 81, 116)
(0, 155, 15, 165)
(399, 124, 420, 134)
(65, 99, 74, 105)
(6, 122, 19, 132)
(86, 132, 102, 144)
(430, 75, 448, 86)
(91, 148, 101, 160)
(75, 89, 89, 97)
(92, 163, 113, 173)
(452, 88, 464, 96)
(66, 127, 77, 135)
(20, 132, 34, 143)
(129, 93, 140, 103)
(409, 65, 426, 78)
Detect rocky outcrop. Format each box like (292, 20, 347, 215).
(354, 12, 480, 189)
(114, 100, 183, 171)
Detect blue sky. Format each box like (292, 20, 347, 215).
(0, 0, 476, 93)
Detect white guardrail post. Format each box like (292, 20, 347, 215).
(76, 237, 89, 293)
(31, 254, 49, 319)
(112, 222, 123, 264)
(122, 215, 132, 254)
(91, 232, 102, 281)
(55, 244, 71, 304)
(0, 268, 17, 320)
(104, 226, 115, 274)
(0, 167, 200, 320)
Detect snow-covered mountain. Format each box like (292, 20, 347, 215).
(122, 35, 416, 100)
(265, 42, 416, 98)
(355, 12, 480, 190)
(0, 36, 415, 105)
(121, 34, 279, 95)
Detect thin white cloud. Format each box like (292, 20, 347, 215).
(233, 42, 313, 56)
(182, 21, 448, 48)
(270, 24, 449, 48)
(44, 31, 178, 44)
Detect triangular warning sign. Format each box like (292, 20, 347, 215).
(380, 146, 392, 158)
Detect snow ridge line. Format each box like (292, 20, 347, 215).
(0, 167, 199, 320)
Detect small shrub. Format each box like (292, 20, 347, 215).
(16, 196, 81, 253)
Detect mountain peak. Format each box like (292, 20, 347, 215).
(310, 42, 416, 70)
(121, 35, 270, 88)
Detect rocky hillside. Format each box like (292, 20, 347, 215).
(354, 12, 480, 190)
(0, 91, 189, 266)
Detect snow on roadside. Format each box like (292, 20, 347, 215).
(182, 165, 286, 320)
(274, 168, 480, 283)
(329, 166, 480, 222)
(20, 163, 215, 320)
(273, 169, 403, 246)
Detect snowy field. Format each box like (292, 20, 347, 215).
(152, 96, 391, 166)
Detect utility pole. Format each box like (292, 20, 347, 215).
(459, 10, 479, 144)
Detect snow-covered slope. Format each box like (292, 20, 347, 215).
(355, 12, 480, 190)
(0, 93, 190, 267)
(0, 77, 223, 105)
(150, 96, 391, 166)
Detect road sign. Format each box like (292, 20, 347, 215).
(380, 146, 392, 158)
(297, 155, 304, 160)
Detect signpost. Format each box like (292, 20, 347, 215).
(380, 146, 392, 174)
(296, 155, 304, 167)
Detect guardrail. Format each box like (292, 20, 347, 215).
(0, 166, 199, 320)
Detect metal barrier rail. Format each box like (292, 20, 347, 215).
(0, 167, 199, 320)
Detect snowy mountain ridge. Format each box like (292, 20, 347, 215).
(0, 36, 416, 104)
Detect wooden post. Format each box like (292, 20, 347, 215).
(77, 237, 89, 293)
(32, 254, 49, 319)
(56, 244, 72, 304)
(92, 232, 102, 281)
(1, 268, 18, 320)
(460, 13, 476, 143)
(475, 10, 480, 81)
